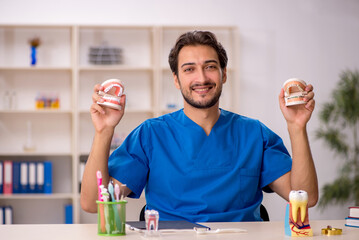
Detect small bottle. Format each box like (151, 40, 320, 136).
(35, 93, 45, 109)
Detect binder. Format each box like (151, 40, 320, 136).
(20, 162, 29, 193)
(4, 206, 13, 224)
(28, 162, 36, 193)
(12, 162, 21, 194)
(0, 207, 3, 224)
(0, 161, 3, 194)
(44, 161, 52, 194)
(3, 161, 13, 194)
(36, 162, 44, 193)
(65, 204, 73, 224)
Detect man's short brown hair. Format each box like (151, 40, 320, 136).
(168, 31, 228, 76)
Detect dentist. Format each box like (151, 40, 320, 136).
(81, 30, 318, 222)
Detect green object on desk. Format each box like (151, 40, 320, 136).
(96, 200, 127, 236)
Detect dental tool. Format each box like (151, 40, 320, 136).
(194, 227, 247, 234)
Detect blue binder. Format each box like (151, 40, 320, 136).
(12, 162, 21, 194)
(44, 161, 52, 194)
(0, 162, 3, 194)
(65, 204, 73, 224)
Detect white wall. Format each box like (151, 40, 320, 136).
(1, 0, 359, 221)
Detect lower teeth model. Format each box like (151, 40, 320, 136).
(97, 79, 124, 110)
(283, 78, 307, 106)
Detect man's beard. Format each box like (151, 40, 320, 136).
(179, 81, 223, 109)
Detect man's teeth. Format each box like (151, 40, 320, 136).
(193, 87, 210, 92)
(289, 190, 308, 223)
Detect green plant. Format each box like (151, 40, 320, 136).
(316, 69, 359, 207)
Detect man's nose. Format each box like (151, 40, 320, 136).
(197, 68, 208, 83)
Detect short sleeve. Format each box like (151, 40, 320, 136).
(108, 123, 150, 198)
(259, 122, 292, 189)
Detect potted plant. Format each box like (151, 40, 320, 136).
(316, 69, 359, 207)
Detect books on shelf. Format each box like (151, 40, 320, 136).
(0, 160, 52, 194)
(345, 206, 359, 228)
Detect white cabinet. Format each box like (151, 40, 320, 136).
(0, 25, 238, 224)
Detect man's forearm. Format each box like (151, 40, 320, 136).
(80, 129, 114, 213)
(288, 124, 318, 207)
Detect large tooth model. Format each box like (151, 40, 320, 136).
(285, 190, 313, 237)
(97, 79, 124, 110)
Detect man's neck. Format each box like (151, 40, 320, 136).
(183, 103, 221, 136)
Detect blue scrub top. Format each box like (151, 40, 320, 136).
(109, 109, 292, 222)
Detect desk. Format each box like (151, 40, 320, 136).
(0, 220, 357, 240)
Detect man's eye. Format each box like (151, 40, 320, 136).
(184, 67, 193, 72)
(206, 65, 217, 70)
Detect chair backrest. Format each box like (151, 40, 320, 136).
(139, 204, 270, 221)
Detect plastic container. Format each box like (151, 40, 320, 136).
(96, 200, 127, 236)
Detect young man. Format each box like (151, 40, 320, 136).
(81, 31, 318, 222)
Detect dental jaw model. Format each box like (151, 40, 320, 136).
(285, 190, 313, 237)
(97, 79, 124, 110)
(283, 78, 307, 106)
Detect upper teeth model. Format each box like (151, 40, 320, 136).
(289, 190, 308, 223)
(283, 78, 307, 106)
(97, 79, 124, 110)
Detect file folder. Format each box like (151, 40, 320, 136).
(3, 161, 13, 194)
(36, 162, 44, 193)
(0, 162, 3, 194)
(28, 162, 36, 193)
(12, 162, 21, 194)
(20, 162, 28, 193)
(44, 161, 52, 194)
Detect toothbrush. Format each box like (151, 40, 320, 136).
(97, 171, 105, 233)
(108, 181, 121, 232)
(115, 183, 120, 202)
(101, 189, 111, 234)
(96, 171, 102, 201)
(108, 181, 115, 202)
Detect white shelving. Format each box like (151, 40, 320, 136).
(0, 25, 238, 224)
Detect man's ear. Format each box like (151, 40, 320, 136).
(173, 73, 181, 89)
(222, 68, 227, 84)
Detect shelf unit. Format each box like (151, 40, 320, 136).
(0, 25, 238, 224)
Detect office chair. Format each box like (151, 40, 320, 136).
(139, 204, 270, 221)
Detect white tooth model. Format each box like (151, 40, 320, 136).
(97, 79, 124, 110)
(285, 190, 313, 237)
(289, 190, 308, 223)
(283, 78, 307, 106)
